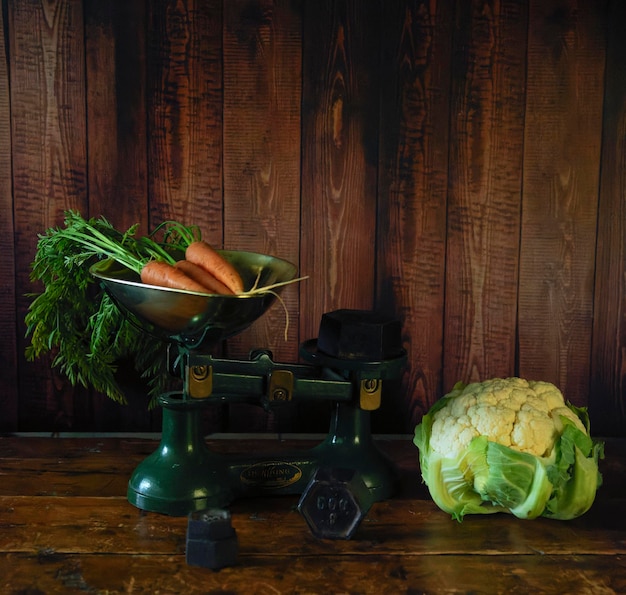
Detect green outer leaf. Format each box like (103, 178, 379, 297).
(415, 412, 502, 520)
(472, 440, 553, 519)
(544, 443, 602, 520)
(543, 416, 604, 519)
(509, 457, 553, 519)
(428, 453, 500, 521)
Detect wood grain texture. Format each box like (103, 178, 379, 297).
(300, 0, 382, 341)
(443, 0, 528, 391)
(84, 0, 148, 230)
(0, 436, 623, 594)
(0, 0, 17, 431)
(2, 0, 625, 436)
(9, 0, 88, 431)
(83, 0, 161, 432)
(377, 0, 454, 432)
(221, 0, 303, 433)
(147, 0, 223, 235)
(0, 553, 624, 595)
(590, 0, 626, 434)
(146, 0, 227, 435)
(298, 0, 383, 432)
(222, 0, 302, 361)
(518, 0, 607, 405)
(0, 495, 623, 557)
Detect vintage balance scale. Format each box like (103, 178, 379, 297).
(91, 251, 406, 532)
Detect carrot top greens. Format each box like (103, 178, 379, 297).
(25, 210, 198, 405)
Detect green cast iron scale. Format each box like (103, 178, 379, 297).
(91, 252, 406, 518)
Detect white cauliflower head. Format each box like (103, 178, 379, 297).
(414, 376, 603, 521)
(429, 377, 586, 458)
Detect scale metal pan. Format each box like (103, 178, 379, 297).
(90, 251, 297, 346)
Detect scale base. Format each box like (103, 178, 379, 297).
(127, 459, 233, 516)
(127, 395, 399, 516)
(126, 394, 233, 515)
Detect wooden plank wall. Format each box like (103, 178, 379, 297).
(1, 0, 624, 437)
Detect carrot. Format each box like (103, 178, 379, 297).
(140, 260, 210, 293)
(185, 241, 244, 294)
(174, 260, 234, 295)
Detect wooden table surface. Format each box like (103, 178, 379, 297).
(0, 434, 624, 594)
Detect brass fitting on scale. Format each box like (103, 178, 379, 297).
(185, 308, 405, 412)
(299, 308, 405, 411)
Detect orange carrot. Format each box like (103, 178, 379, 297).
(174, 260, 234, 295)
(185, 241, 244, 294)
(140, 260, 209, 293)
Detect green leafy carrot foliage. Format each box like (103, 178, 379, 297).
(25, 211, 197, 405)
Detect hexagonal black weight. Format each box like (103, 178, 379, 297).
(316, 309, 403, 361)
(297, 467, 374, 540)
(186, 508, 238, 570)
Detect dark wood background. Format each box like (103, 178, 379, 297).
(1, 0, 625, 437)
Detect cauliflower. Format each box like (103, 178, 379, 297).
(414, 377, 604, 521)
(429, 377, 586, 458)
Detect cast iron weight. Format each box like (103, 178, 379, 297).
(185, 508, 238, 569)
(296, 310, 403, 539)
(315, 309, 403, 361)
(297, 467, 374, 540)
